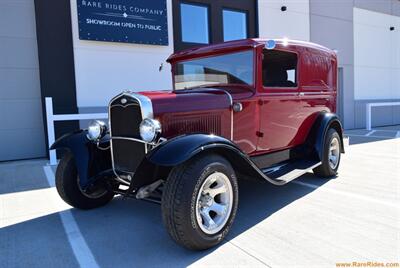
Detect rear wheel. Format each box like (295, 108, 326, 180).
(55, 151, 114, 209)
(161, 154, 238, 250)
(313, 128, 341, 177)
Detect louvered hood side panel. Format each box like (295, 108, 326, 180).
(162, 112, 223, 137)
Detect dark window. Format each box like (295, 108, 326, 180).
(180, 3, 209, 44)
(173, 0, 257, 52)
(262, 50, 298, 88)
(223, 9, 248, 41)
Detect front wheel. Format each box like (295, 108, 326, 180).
(313, 128, 342, 177)
(55, 151, 114, 209)
(161, 154, 238, 250)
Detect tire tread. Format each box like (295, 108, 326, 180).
(313, 128, 341, 178)
(161, 154, 238, 250)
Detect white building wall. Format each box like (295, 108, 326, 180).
(354, 8, 400, 100)
(258, 0, 310, 41)
(69, 0, 174, 108)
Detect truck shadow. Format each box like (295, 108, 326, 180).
(229, 173, 331, 238)
(0, 173, 331, 267)
(73, 173, 331, 266)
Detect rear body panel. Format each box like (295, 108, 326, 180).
(253, 41, 337, 154)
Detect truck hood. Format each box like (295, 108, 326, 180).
(138, 89, 232, 115)
(138, 89, 233, 139)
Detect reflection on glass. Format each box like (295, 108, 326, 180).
(180, 3, 209, 44)
(174, 50, 254, 90)
(223, 9, 247, 41)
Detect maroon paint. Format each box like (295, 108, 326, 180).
(137, 39, 337, 156)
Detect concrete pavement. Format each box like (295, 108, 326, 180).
(0, 127, 399, 268)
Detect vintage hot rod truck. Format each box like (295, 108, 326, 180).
(51, 38, 344, 250)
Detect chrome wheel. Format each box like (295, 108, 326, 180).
(328, 137, 340, 169)
(195, 172, 233, 235)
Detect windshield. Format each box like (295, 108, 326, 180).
(174, 50, 254, 90)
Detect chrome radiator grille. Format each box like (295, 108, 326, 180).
(109, 95, 146, 174)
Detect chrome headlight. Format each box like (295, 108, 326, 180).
(87, 120, 107, 141)
(139, 118, 161, 142)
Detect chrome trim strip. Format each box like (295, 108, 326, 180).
(110, 136, 157, 147)
(220, 90, 234, 141)
(108, 91, 154, 185)
(298, 91, 331, 96)
(110, 103, 140, 109)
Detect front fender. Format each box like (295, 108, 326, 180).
(50, 130, 111, 189)
(136, 133, 285, 188)
(146, 134, 240, 166)
(128, 134, 245, 191)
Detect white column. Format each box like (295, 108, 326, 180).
(366, 103, 372, 130)
(45, 97, 57, 165)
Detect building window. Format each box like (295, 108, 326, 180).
(263, 50, 298, 88)
(180, 3, 209, 44)
(223, 9, 248, 41)
(173, 0, 257, 52)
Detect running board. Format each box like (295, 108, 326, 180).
(262, 160, 321, 185)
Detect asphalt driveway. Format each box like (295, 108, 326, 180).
(0, 127, 399, 268)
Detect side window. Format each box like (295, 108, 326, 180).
(262, 50, 298, 88)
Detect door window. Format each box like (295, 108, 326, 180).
(262, 50, 298, 88)
(223, 9, 248, 41)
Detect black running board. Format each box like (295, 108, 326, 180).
(261, 160, 321, 186)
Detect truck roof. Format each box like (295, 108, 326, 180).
(167, 38, 335, 63)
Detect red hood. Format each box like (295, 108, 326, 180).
(138, 90, 232, 117)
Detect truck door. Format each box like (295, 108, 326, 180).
(257, 49, 302, 153)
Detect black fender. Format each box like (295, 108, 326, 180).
(307, 112, 344, 161)
(146, 134, 243, 166)
(130, 134, 269, 190)
(50, 130, 112, 189)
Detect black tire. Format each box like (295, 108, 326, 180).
(55, 151, 114, 209)
(161, 154, 239, 250)
(313, 128, 341, 177)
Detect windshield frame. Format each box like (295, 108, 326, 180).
(172, 48, 256, 91)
